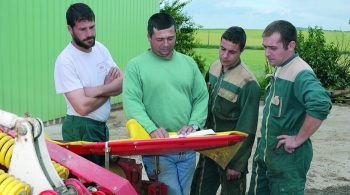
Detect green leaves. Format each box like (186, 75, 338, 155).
(297, 27, 350, 89)
(161, 0, 206, 73)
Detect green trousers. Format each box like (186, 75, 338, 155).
(248, 138, 313, 195)
(62, 115, 109, 166)
(191, 154, 246, 195)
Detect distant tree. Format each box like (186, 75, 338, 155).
(296, 27, 350, 89)
(160, 0, 206, 73)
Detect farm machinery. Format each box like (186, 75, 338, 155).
(0, 109, 246, 194)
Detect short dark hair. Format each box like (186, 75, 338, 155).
(147, 12, 176, 37)
(221, 26, 246, 51)
(66, 3, 95, 28)
(263, 20, 297, 49)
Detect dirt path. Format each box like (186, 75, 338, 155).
(304, 105, 350, 195)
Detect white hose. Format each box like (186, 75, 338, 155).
(0, 110, 19, 129)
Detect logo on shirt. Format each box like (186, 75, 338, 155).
(97, 62, 107, 74)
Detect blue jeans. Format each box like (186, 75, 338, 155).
(142, 151, 196, 195)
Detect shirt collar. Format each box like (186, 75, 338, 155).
(279, 53, 298, 67)
(222, 59, 241, 72)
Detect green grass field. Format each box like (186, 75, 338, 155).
(196, 29, 263, 48)
(196, 29, 350, 49)
(194, 29, 350, 81)
(195, 48, 266, 80)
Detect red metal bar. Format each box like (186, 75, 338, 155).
(53, 134, 246, 156)
(46, 141, 137, 195)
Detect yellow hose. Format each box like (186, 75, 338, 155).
(52, 161, 70, 179)
(0, 133, 6, 140)
(0, 170, 31, 195)
(0, 135, 31, 195)
(0, 132, 70, 194)
(0, 139, 13, 164)
(0, 132, 70, 179)
(4, 145, 13, 168)
(0, 133, 13, 167)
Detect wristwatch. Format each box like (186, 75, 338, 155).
(191, 124, 199, 131)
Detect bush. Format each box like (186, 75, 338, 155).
(258, 60, 274, 99)
(296, 27, 350, 89)
(161, 0, 206, 73)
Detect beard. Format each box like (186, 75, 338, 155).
(72, 34, 96, 50)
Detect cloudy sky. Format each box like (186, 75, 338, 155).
(182, 0, 350, 31)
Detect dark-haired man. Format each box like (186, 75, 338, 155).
(123, 12, 208, 195)
(191, 26, 260, 195)
(248, 20, 332, 195)
(54, 3, 123, 166)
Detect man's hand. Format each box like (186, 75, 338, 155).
(177, 125, 196, 136)
(150, 128, 169, 138)
(226, 168, 241, 180)
(105, 67, 121, 84)
(277, 114, 324, 153)
(276, 135, 299, 153)
(84, 67, 123, 98)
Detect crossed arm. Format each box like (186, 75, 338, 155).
(65, 67, 123, 116)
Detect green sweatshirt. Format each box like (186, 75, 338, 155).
(207, 60, 261, 172)
(123, 50, 209, 133)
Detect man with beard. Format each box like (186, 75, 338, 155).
(54, 3, 123, 166)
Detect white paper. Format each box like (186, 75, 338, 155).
(169, 129, 216, 138)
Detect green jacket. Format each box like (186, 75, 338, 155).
(206, 59, 260, 172)
(258, 54, 332, 161)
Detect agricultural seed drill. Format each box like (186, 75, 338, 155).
(0, 109, 245, 194)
